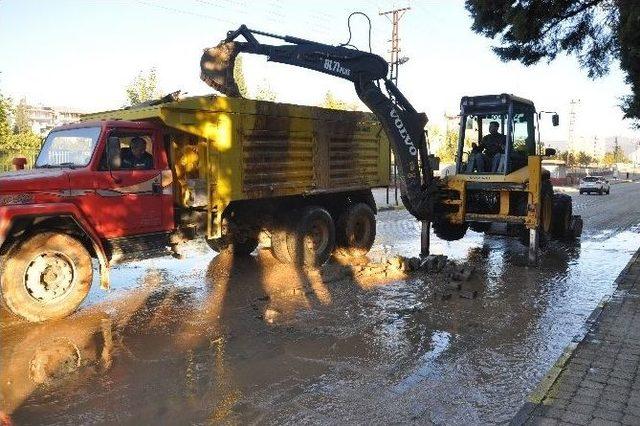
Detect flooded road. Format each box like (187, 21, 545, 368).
(2, 182, 640, 425)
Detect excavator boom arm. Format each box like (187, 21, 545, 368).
(200, 25, 438, 220)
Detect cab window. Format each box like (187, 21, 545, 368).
(100, 133, 154, 171)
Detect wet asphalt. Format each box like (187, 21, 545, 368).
(1, 182, 640, 425)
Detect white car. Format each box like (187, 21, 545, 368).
(579, 176, 610, 195)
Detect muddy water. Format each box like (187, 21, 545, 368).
(2, 183, 639, 425)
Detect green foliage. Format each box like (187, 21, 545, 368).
(549, 150, 577, 167)
(0, 93, 42, 168)
(125, 68, 159, 106)
(603, 148, 630, 165)
(319, 90, 359, 111)
(465, 0, 640, 124)
(254, 79, 277, 102)
(0, 93, 11, 143)
(435, 129, 459, 164)
(233, 56, 249, 98)
(12, 98, 31, 134)
(576, 151, 593, 166)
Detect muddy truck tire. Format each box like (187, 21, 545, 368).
(0, 232, 93, 322)
(287, 206, 336, 267)
(271, 215, 293, 264)
(551, 193, 573, 239)
(206, 234, 258, 256)
(335, 203, 376, 258)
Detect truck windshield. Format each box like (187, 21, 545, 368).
(36, 127, 101, 168)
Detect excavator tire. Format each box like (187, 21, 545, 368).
(334, 203, 376, 258)
(433, 219, 468, 242)
(551, 193, 573, 239)
(469, 222, 491, 234)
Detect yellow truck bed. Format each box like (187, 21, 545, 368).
(85, 95, 389, 204)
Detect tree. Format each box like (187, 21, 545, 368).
(576, 151, 593, 167)
(434, 128, 460, 164)
(233, 56, 249, 98)
(319, 90, 359, 111)
(255, 79, 277, 102)
(12, 98, 31, 134)
(465, 1, 640, 125)
(125, 68, 159, 106)
(0, 92, 11, 146)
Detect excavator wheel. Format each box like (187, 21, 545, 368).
(551, 194, 573, 239)
(433, 219, 468, 242)
(469, 221, 491, 234)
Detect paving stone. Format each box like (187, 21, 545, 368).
(561, 410, 592, 425)
(530, 417, 560, 426)
(622, 413, 640, 425)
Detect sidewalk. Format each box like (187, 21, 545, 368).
(513, 248, 640, 425)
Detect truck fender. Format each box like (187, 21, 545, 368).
(0, 203, 111, 290)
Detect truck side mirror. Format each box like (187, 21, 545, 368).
(552, 114, 559, 126)
(544, 148, 556, 156)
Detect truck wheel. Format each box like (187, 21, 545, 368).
(0, 232, 93, 322)
(433, 219, 468, 241)
(335, 203, 376, 258)
(206, 234, 258, 256)
(551, 194, 573, 239)
(287, 206, 336, 267)
(271, 227, 292, 263)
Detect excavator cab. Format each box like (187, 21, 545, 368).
(456, 94, 537, 176)
(435, 94, 580, 262)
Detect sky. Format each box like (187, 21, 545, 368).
(1, 0, 638, 151)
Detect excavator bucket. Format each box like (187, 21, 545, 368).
(200, 41, 242, 97)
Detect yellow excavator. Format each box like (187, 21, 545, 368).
(200, 25, 582, 262)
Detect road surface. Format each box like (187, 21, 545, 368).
(2, 182, 640, 424)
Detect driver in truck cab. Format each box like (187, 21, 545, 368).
(121, 137, 153, 169)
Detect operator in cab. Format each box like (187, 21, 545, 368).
(478, 121, 505, 172)
(121, 137, 153, 170)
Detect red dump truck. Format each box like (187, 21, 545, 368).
(0, 95, 390, 321)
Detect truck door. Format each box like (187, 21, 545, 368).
(88, 129, 171, 238)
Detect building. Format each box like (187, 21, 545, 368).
(24, 103, 85, 135)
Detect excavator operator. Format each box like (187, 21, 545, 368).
(466, 121, 506, 173)
(479, 121, 505, 172)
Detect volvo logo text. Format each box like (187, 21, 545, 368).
(390, 109, 418, 156)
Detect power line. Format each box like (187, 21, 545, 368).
(134, 0, 236, 25)
(379, 6, 410, 88)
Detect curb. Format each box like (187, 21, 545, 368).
(511, 247, 640, 425)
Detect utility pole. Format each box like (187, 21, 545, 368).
(380, 6, 410, 206)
